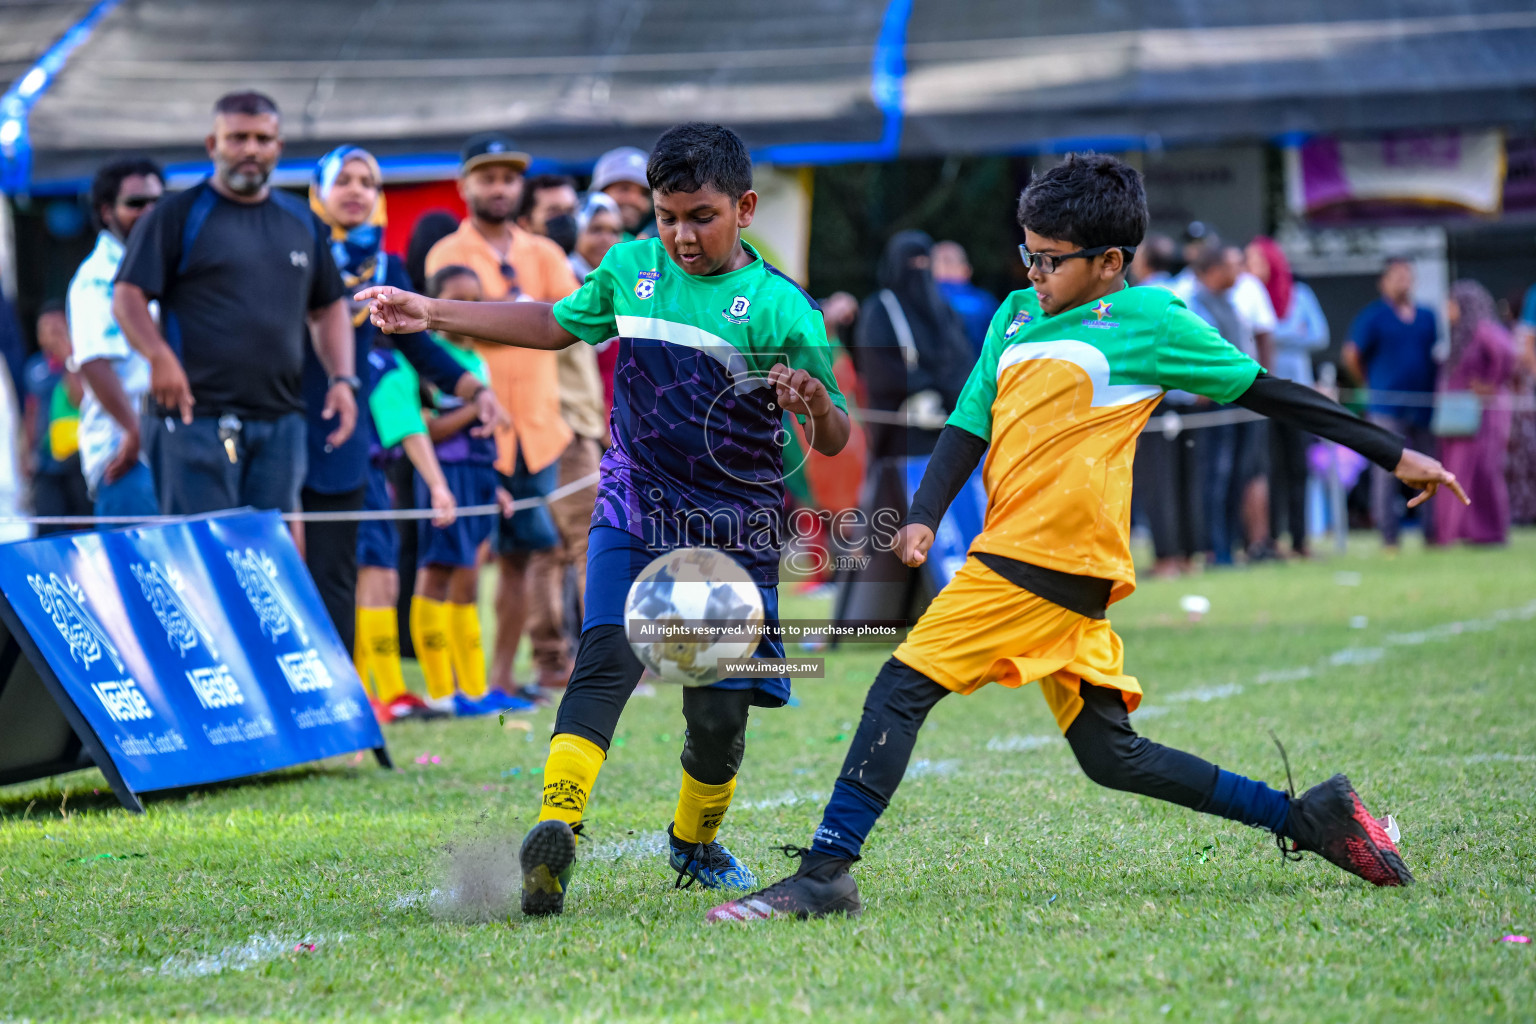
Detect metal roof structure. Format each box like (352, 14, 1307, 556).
(3, 0, 1535, 193)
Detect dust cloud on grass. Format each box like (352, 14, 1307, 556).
(431, 822, 523, 923)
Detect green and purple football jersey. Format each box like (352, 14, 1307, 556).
(553, 238, 845, 584)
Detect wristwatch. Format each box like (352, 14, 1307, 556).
(329, 374, 362, 392)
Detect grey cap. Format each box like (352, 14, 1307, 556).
(591, 146, 649, 192)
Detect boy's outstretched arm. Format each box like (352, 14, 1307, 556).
(895, 424, 989, 566)
(1233, 373, 1468, 508)
(355, 286, 578, 350)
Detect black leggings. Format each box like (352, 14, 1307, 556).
(554, 624, 754, 785)
(835, 657, 1219, 817)
(1269, 420, 1311, 552)
(300, 485, 366, 653)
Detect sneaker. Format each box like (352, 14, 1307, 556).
(385, 693, 450, 722)
(473, 690, 538, 714)
(1282, 773, 1414, 886)
(515, 684, 553, 708)
(520, 819, 578, 917)
(667, 824, 757, 891)
(452, 693, 495, 717)
(705, 847, 861, 922)
(423, 694, 457, 717)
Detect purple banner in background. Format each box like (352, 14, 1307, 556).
(1299, 136, 1350, 210)
(1296, 130, 1504, 219)
(1504, 137, 1536, 214)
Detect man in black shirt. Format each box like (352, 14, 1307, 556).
(113, 91, 357, 515)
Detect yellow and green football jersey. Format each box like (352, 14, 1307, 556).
(948, 284, 1262, 604)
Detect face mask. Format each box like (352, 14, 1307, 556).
(544, 213, 578, 254)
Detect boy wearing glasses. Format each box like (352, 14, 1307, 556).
(708, 153, 1468, 923)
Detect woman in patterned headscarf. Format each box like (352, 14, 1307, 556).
(1434, 279, 1517, 545)
(301, 146, 502, 711)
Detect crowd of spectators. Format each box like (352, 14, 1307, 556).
(3, 96, 1535, 716)
(1132, 227, 1536, 571)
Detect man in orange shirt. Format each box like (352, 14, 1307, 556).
(424, 133, 581, 697)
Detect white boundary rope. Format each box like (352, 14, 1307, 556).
(0, 472, 602, 528)
(849, 388, 1536, 428)
(3, 385, 1532, 529)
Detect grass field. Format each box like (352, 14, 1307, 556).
(3, 532, 1534, 1022)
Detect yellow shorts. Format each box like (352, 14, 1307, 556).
(894, 556, 1141, 733)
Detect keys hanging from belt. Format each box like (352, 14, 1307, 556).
(217, 414, 242, 464)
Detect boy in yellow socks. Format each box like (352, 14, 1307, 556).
(354, 339, 458, 722)
(359, 124, 851, 913)
(409, 265, 523, 716)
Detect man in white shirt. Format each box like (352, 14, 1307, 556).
(1228, 256, 1278, 367)
(67, 157, 164, 517)
(1171, 227, 1277, 361)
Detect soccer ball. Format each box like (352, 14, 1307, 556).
(624, 547, 765, 686)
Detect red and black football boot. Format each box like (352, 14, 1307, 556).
(385, 692, 451, 723)
(1282, 773, 1413, 887)
(705, 847, 861, 923)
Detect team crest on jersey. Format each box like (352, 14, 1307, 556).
(635, 269, 660, 300)
(722, 295, 751, 325)
(1002, 310, 1033, 339)
(1082, 299, 1119, 328)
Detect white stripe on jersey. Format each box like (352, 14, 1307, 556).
(613, 315, 772, 393)
(997, 338, 1162, 409)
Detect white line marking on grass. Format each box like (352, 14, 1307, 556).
(1253, 667, 1315, 685)
(904, 758, 961, 779)
(1149, 599, 1536, 714)
(585, 830, 669, 861)
(1459, 753, 1536, 764)
(1329, 646, 1386, 666)
(1164, 683, 1245, 704)
(743, 790, 827, 810)
(985, 734, 1060, 752)
(148, 933, 343, 978)
(390, 889, 441, 910)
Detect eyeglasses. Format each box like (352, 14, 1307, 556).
(118, 195, 158, 210)
(1018, 244, 1135, 274)
(499, 262, 518, 283)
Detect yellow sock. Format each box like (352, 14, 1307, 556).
(353, 608, 373, 698)
(359, 606, 407, 703)
(446, 602, 487, 699)
(409, 596, 454, 701)
(672, 770, 738, 845)
(538, 733, 606, 836)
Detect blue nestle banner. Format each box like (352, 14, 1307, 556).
(904, 455, 988, 591)
(0, 510, 385, 797)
